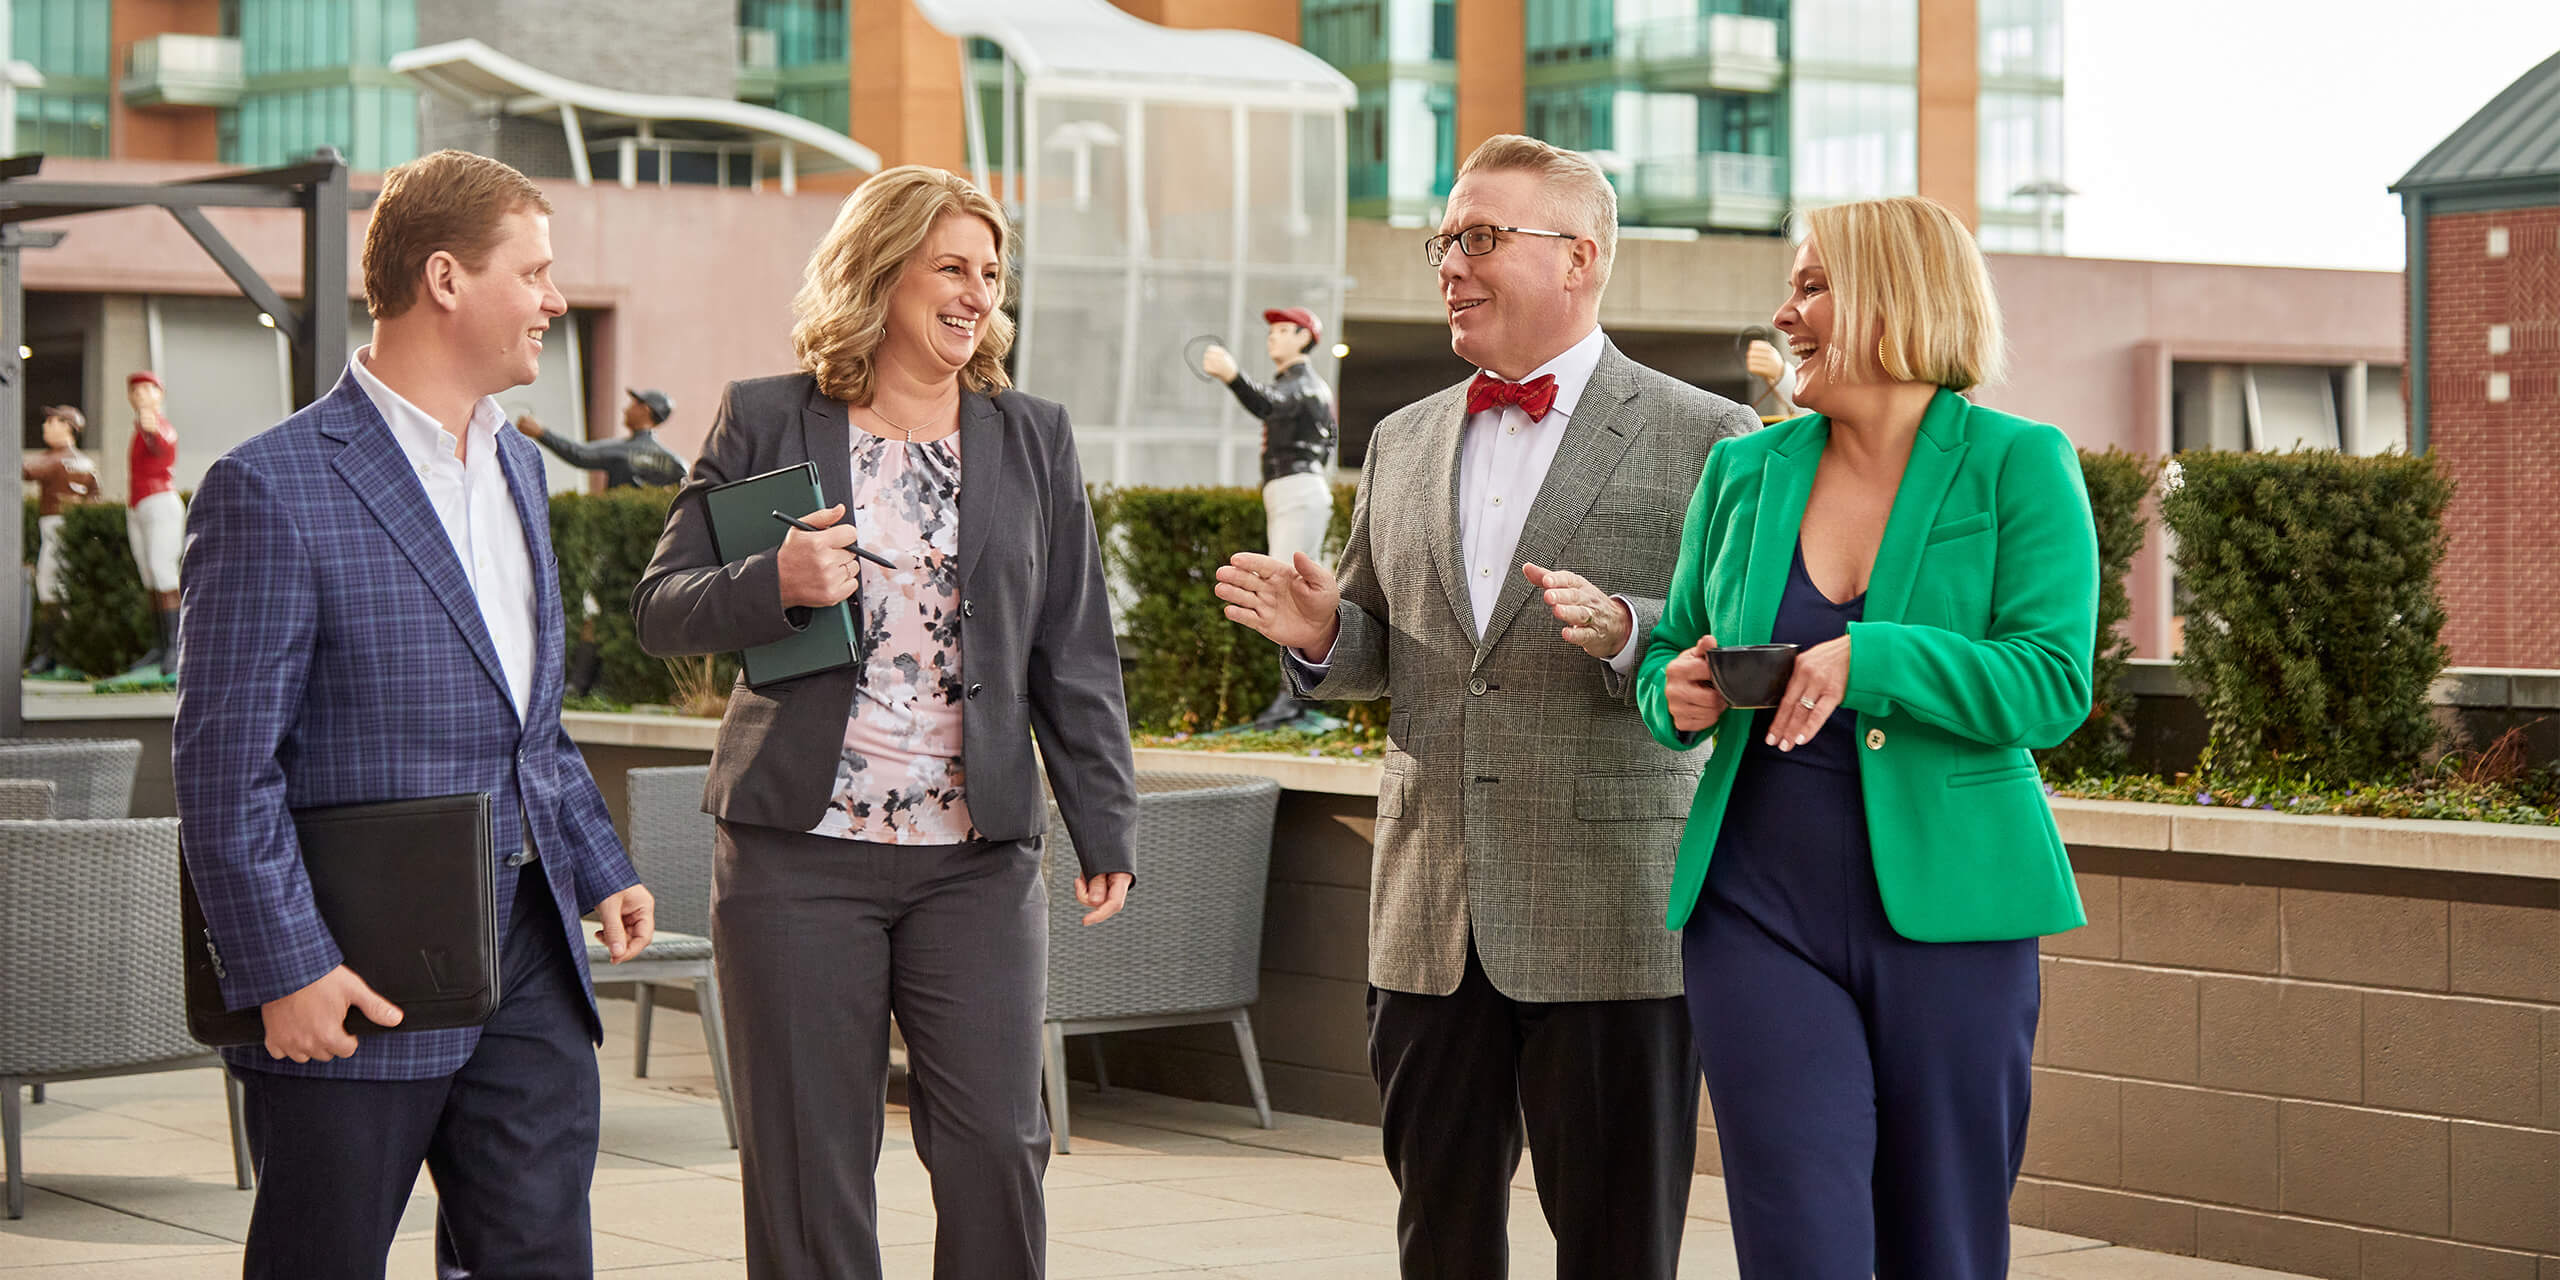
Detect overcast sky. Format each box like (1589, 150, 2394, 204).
(2062, 0, 2560, 271)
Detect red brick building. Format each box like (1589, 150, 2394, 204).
(2394, 50, 2560, 670)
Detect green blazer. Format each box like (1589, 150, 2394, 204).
(1636, 387, 2096, 941)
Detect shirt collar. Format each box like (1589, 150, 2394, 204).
(1480, 325, 1606, 424)
(349, 344, 507, 470)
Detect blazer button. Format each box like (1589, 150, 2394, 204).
(967, 683, 983, 700)
(1866, 728, 1886, 751)
(1468, 677, 1487, 696)
(962, 600, 975, 618)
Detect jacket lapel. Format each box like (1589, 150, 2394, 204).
(1738, 418, 1822, 647)
(954, 390, 1003, 592)
(1861, 387, 1972, 626)
(495, 430, 558, 727)
(1476, 345, 1642, 661)
(1417, 387, 1477, 648)
(320, 375, 515, 713)
(800, 382, 853, 513)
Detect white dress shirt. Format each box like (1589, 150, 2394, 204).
(1306, 325, 1641, 673)
(349, 346, 539, 722)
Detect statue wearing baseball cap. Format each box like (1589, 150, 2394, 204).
(1201, 307, 1339, 727)
(516, 388, 687, 489)
(121, 371, 183, 678)
(22, 404, 100, 676)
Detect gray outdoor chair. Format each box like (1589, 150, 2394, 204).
(0, 780, 57, 820)
(586, 765, 735, 1148)
(0, 817, 251, 1219)
(0, 737, 140, 819)
(1041, 771, 1281, 1153)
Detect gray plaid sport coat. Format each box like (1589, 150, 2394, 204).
(1294, 340, 1758, 1002)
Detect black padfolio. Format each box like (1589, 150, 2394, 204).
(180, 793, 500, 1048)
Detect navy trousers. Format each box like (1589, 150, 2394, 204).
(233, 864, 601, 1280)
(1682, 748, 2040, 1280)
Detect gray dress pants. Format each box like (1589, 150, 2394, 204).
(712, 821, 1051, 1280)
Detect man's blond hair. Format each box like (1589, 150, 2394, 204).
(1455, 134, 1620, 294)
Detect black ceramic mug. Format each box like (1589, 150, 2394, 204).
(1704, 643, 1800, 708)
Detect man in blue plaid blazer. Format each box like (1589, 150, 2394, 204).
(174, 150, 655, 1279)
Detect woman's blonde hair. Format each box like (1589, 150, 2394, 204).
(1796, 196, 2006, 392)
(792, 166, 1015, 404)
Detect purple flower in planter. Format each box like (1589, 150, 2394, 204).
(2196, 791, 2215, 805)
(2242, 794, 2258, 809)
(1351, 746, 1365, 756)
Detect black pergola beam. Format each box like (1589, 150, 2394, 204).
(168, 206, 298, 327)
(0, 181, 307, 219)
(0, 149, 364, 716)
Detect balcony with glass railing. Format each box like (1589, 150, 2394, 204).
(736, 27, 781, 102)
(121, 34, 244, 109)
(1623, 13, 1783, 94)
(1624, 150, 1788, 230)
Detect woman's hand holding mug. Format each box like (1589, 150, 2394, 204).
(1664, 634, 1729, 734)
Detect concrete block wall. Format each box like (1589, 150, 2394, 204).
(2013, 847, 2558, 1278)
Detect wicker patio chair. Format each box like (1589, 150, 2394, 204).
(0, 780, 56, 820)
(586, 765, 736, 1148)
(0, 737, 140, 819)
(0, 818, 251, 1219)
(1041, 771, 1281, 1152)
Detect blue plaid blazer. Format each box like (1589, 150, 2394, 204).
(174, 370, 641, 1081)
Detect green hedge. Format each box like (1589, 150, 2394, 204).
(1093, 484, 1357, 732)
(2040, 448, 2159, 778)
(52, 502, 161, 675)
(2161, 450, 2451, 786)
(548, 485, 738, 707)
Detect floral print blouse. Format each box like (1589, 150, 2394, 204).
(807, 432, 979, 844)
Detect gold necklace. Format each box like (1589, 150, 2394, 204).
(864, 398, 951, 442)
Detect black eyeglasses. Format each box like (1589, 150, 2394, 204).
(1424, 224, 1577, 266)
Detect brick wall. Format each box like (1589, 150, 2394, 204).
(2015, 847, 2558, 1278)
(2423, 206, 2560, 670)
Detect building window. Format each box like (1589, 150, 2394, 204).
(2172, 361, 2408, 458)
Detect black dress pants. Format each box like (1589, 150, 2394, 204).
(1367, 941, 1698, 1280)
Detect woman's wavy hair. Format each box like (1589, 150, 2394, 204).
(792, 166, 1015, 404)
(1795, 195, 2007, 393)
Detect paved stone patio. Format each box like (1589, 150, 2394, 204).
(2, 1002, 2320, 1278)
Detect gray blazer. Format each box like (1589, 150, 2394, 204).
(1297, 341, 1757, 1002)
(632, 373, 1137, 877)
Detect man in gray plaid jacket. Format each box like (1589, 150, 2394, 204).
(1217, 135, 1757, 1278)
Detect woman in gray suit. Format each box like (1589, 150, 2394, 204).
(633, 165, 1138, 1280)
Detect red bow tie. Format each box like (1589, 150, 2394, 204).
(1467, 372, 1559, 422)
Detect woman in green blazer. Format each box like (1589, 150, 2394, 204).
(1632, 196, 2096, 1279)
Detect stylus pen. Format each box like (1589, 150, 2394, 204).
(770, 510, 898, 569)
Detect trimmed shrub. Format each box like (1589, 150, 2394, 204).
(2161, 450, 2451, 786)
(549, 485, 730, 707)
(2040, 448, 2158, 778)
(52, 501, 158, 674)
(1095, 483, 1357, 732)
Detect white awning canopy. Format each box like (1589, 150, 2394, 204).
(914, 0, 1352, 104)
(388, 39, 879, 188)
